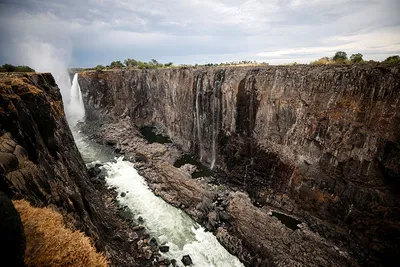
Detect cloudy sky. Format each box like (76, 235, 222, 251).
(0, 0, 399, 69)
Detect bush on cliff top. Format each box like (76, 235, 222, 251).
(384, 55, 400, 64)
(13, 200, 109, 267)
(0, 64, 35, 72)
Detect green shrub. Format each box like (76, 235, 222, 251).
(94, 65, 105, 71)
(384, 55, 400, 64)
(124, 58, 138, 68)
(333, 51, 348, 62)
(0, 64, 35, 72)
(109, 61, 124, 68)
(350, 53, 364, 63)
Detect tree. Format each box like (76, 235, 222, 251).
(333, 51, 348, 62)
(150, 59, 159, 65)
(2, 64, 16, 72)
(0, 64, 35, 72)
(124, 58, 138, 68)
(109, 61, 124, 68)
(164, 62, 173, 67)
(94, 65, 105, 71)
(383, 55, 400, 64)
(350, 53, 363, 63)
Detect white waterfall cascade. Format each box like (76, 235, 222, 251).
(195, 75, 203, 161)
(210, 79, 221, 169)
(67, 73, 85, 125)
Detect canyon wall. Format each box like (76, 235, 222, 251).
(0, 73, 142, 266)
(79, 65, 400, 265)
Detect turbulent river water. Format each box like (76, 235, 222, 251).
(68, 75, 243, 267)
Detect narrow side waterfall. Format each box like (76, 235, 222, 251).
(67, 73, 85, 125)
(195, 74, 203, 161)
(210, 72, 223, 169)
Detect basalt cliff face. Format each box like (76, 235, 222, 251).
(0, 73, 146, 266)
(79, 65, 400, 266)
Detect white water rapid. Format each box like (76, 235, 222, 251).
(67, 75, 244, 267)
(104, 158, 243, 267)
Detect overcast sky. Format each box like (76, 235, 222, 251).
(0, 0, 399, 69)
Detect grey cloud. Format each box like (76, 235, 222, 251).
(0, 0, 399, 67)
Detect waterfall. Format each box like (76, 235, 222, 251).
(195, 74, 203, 161)
(67, 73, 85, 126)
(248, 76, 256, 165)
(210, 72, 223, 169)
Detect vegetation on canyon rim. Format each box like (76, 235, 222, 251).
(0, 64, 35, 72)
(85, 52, 400, 72)
(2, 53, 399, 74)
(311, 52, 400, 65)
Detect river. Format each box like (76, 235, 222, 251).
(68, 74, 244, 267)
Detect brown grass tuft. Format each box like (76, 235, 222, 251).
(13, 200, 109, 267)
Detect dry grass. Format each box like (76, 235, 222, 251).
(13, 200, 109, 267)
(310, 57, 331, 65)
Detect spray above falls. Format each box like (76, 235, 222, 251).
(67, 73, 85, 125)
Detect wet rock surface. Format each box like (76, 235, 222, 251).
(78, 65, 400, 266)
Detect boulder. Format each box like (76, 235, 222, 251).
(149, 237, 158, 250)
(181, 255, 193, 266)
(159, 245, 169, 253)
(88, 166, 101, 177)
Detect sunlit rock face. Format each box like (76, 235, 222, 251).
(79, 65, 400, 265)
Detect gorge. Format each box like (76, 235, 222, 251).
(77, 64, 400, 266)
(1, 64, 399, 267)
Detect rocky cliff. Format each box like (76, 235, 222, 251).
(0, 72, 147, 266)
(79, 64, 400, 266)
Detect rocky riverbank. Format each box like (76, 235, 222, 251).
(79, 117, 358, 267)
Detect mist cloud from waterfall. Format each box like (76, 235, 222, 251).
(0, 6, 73, 100)
(0, 0, 399, 67)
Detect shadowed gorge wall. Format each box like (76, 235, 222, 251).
(79, 65, 400, 264)
(0, 72, 144, 266)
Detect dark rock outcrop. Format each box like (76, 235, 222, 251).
(78, 65, 400, 266)
(181, 255, 193, 266)
(0, 191, 26, 267)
